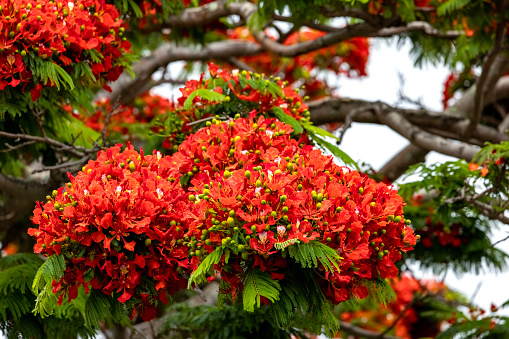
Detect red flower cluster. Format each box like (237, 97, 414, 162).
(0, 0, 130, 98)
(340, 274, 447, 339)
(222, 28, 369, 100)
(419, 219, 468, 248)
(76, 92, 174, 137)
(172, 115, 417, 303)
(29, 115, 417, 318)
(29, 145, 191, 320)
(160, 63, 312, 150)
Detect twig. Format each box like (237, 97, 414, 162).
(186, 115, 227, 126)
(491, 234, 509, 248)
(379, 297, 416, 337)
(33, 105, 47, 138)
(31, 156, 90, 174)
(0, 131, 89, 158)
(0, 140, 37, 153)
(338, 105, 376, 145)
(396, 72, 428, 110)
(101, 103, 125, 147)
(470, 281, 483, 303)
(337, 320, 403, 339)
(467, 199, 509, 225)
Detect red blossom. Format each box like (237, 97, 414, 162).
(0, 0, 130, 99)
(173, 116, 417, 304)
(29, 144, 192, 316)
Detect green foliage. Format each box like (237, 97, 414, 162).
(305, 124, 359, 170)
(473, 141, 509, 167)
(242, 268, 281, 312)
(183, 88, 226, 110)
(437, 316, 509, 339)
(268, 260, 339, 336)
(0, 253, 96, 339)
(32, 254, 66, 317)
(159, 303, 308, 339)
(272, 107, 303, 134)
(84, 289, 111, 328)
(399, 158, 509, 274)
(436, 0, 472, 16)
(363, 277, 396, 307)
(188, 247, 225, 288)
(0, 88, 28, 120)
(287, 240, 341, 273)
(29, 57, 74, 91)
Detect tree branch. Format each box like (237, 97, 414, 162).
(379, 144, 429, 182)
(467, 199, 509, 225)
(376, 109, 480, 161)
(373, 21, 462, 39)
(465, 0, 509, 136)
(0, 131, 89, 158)
(308, 97, 508, 144)
(337, 320, 403, 339)
(104, 40, 263, 103)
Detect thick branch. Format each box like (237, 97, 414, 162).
(0, 131, 88, 158)
(0, 172, 55, 201)
(379, 144, 429, 182)
(373, 21, 462, 39)
(106, 40, 263, 103)
(308, 97, 508, 144)
(465, 0, 509, 136)
(251, 22, 383, 57)
(376, 110, 480, 161)
(337, 320, 402, 339)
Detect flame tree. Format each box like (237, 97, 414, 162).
(1, 0, 509, 338)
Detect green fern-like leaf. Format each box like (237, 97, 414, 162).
(32, 254, 66, 317)
(32, 254, 66, 294)
(288, 240, 342, 273)
(0, 253, 43, 270)
(437, 0, 471, 16)
(242, 268, 281, 312)
(268, 261, 339, 336)
(305, 125, 360, 170)
(0, 262, 41, 296)
(188, 247, 225, 288)
(0, 290, 33, 322)
(274, 238, 300, 250)
(84, 289, 111, 328)
(183, 88, 226, 110)
(364, 277, 396, 307)
(33, 282, 58, 318)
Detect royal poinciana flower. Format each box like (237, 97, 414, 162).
(340, 274, 450, 339)
(173, 115, 418, 304)
(29, 145, 191, 320)
(0, 0, 130, 99)
(158, 63, 312, 150)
